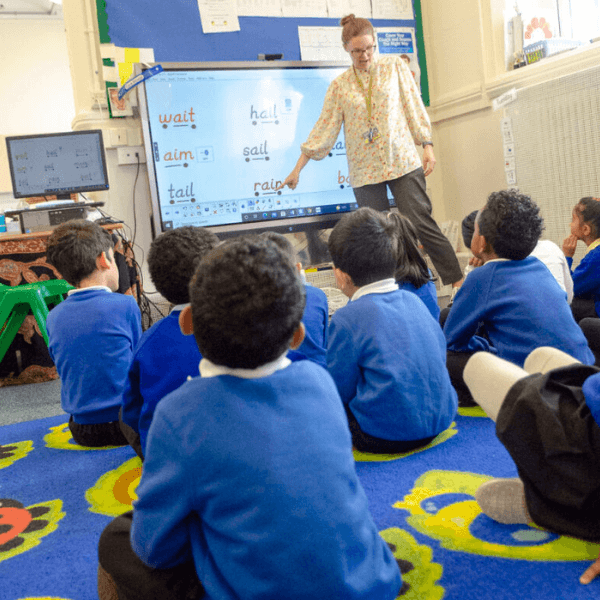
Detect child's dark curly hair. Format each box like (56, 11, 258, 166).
(328, 207, 397, 286)
(46, 219, 114, 286)
(574, 197, 600, 240)
(148, 226, 220, 305)
(189, 236, 306, 369)
(478, 190, 544, 260)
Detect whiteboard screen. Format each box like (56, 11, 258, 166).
(137, 62, 359, 237)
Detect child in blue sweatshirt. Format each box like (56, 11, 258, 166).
(45, 219, 142, 447)
(260, 231, 329, 367)
(326, 207, 457, 454)
(444, 190, 594, 406)
(562, 196, 600, 322)
(120, 226, 220, 459)
(98, 235, 401, 600)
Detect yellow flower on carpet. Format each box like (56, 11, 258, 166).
(0, 441, 34, 470)
(44, 423, 122, 451)
(0, 498, 65, 563)
(86, 456, 142, 516)
(394, 470, 599, 561)
(353, 423, 457, 462)
(379, 528, 444, 599)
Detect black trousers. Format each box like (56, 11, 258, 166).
(580, 317, 600, 366)
(345, 406, 436, 454)
(69, 416, 128, 448)
(98, 511, 205, 600)
(571, 297, 598, 323)
(445, 351, 478, 407)
(352, 168, 463, 285)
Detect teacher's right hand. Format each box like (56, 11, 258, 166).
(277, 172, 300, 191)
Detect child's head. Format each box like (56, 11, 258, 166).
(187, 236, 306, 369)
(259, 231, 301, 271)
(476, 190, 543, 260)
(148, 226, 220, 305)
(328, 207, 397, 287)
(461, 210, 479, 250)
(46, 219, 115, 287)
(571, 197, 600, 241)
(386, 212, 431, 288)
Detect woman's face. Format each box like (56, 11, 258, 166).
(345, 34, 376, 71)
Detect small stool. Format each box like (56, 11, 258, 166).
(0, 279, 73, 362)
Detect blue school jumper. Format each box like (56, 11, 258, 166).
(327, 280, 457, 441)
(566, 240, 600, 316)
(397, 278, 440, 321)
(47, 287, 142, 424)
(121, 306, 201, 453)
(294, 283, 329, 367)
(444, 257, 594, 367)
(131, 359, 401, 600)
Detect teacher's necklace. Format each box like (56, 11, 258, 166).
(353, 66, 380, 144)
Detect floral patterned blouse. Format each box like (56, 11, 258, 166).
(300, 55, 432, 189)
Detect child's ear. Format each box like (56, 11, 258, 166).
(179, 305, 195, 336)
(96, 251, 112, 271)
(582, 222, 592, 238)
(290, 322, 305, 350)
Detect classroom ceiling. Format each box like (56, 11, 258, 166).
(0, 0, 62, 18)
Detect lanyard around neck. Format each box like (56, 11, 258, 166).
(353, 67, 373, 121)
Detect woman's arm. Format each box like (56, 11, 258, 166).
(278, 153, 310, 190)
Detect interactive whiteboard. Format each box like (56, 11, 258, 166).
(137, 62, 358, 237)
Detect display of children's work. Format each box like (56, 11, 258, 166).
(138, 62, 359, 237)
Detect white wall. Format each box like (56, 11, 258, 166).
(422, 0, 600, 249)
(0, 18, 76, 207)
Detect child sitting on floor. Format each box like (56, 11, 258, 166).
(326, 207, 457, 454)
(120, 226, 220, 458)
(45, 219, 142, 447)
(443, 190, 593, 406)
(389, 211, 440, 321)
(98, 235, 401, 600)
(259, 231, 329, 367)
(463, 346, 600, 585)
(563, 196, 600, 322)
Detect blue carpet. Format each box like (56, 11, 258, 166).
(0, 411, 598, 599)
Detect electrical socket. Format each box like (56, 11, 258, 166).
(117, 146, 146, 165)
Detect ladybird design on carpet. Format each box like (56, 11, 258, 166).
(0, 497, 65, 563)
(0, 440, 34, 470)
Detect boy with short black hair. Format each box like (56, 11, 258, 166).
(98, 235, 401, 600)
(259, 230, 329, 367)
(45, 219, 142, 447)
(444, 190, 594, 406)
(327, 207, 457, 454)
(120, 225, 220, 458)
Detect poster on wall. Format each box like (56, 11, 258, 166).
(299, 26, 420, 91)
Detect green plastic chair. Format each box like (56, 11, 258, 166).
(0, 279, 74, 362)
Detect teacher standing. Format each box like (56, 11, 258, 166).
(280, 14, 463, 286)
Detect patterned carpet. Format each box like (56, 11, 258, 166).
(0, 409, 598, 600)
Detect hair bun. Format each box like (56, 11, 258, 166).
(340, 14, 355, 26)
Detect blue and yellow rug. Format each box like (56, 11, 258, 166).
(0, 410, 598, 599)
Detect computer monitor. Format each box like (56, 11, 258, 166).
(5, 130, 110, 200)
(136, 62, 365, 239)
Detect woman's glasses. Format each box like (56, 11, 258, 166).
(349, 45, 376, 57)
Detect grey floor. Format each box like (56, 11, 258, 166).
(0, 378, 64, 426)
